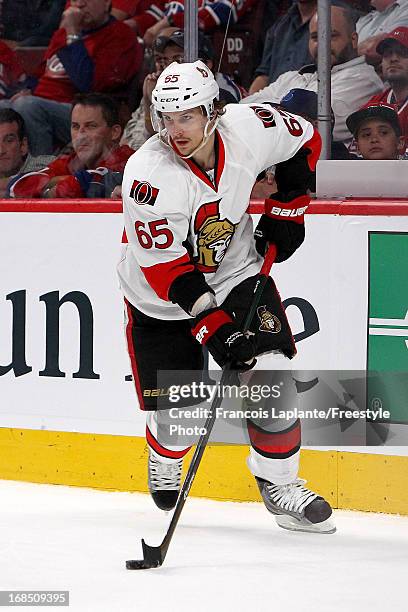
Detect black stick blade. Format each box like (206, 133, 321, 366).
(126, 539, 164, 570)
(126, 559, 153, 570)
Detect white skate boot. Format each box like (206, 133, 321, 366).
(148, 450, 183, 511)
(255, 477, 336, 533)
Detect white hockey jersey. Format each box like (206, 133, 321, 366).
(118, 103, 318, 320)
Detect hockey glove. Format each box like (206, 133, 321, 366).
(254, 190, 310, 262)
(191, 307, 255, 370)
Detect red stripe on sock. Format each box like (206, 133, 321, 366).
(146, 425, 191, 459)
(248, 419, 301, 457)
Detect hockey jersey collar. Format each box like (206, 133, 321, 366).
(175, 129, 225, 192)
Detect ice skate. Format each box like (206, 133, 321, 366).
(255, 477, 336, 533)
(148, 450, 183, 511)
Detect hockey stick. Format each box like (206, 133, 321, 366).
(126, 243, 277, 570)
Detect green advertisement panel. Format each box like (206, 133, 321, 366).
(368, 232, 408, 423)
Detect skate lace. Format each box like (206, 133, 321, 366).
(149, 454, 183, 491)
(265, 478, 317, 513)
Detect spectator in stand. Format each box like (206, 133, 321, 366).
(111, 0, 166, 36)
(9, 93, 133, 198)
(20, 1, 67, 47)
(0, 0, 142, 156)
(139, 0, 257, 47)
(346, 103, 405, 157)
(0, 108, 55, 198)
(249, 0, 317, 95)
(357, 0, 408, 64)
(243, 3, 384, 143)
(122, 26, 184, 151)
(121, 28, 245, 150)
(362, 27, 408, 151)
(0, 41, 30, 100)
(0, 1, 65, 47)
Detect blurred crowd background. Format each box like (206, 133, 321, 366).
(0, 0, 407, 199)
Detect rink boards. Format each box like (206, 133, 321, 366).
(0, 199, 407, 514)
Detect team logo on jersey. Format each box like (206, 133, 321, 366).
(257, 305, 281, 334)
(46, 55, 65, 75)
(196, 67, 208, 78)
(130, 180, 159, 206)
(194, 201, 236, 272)
(250, 106, 276, 128)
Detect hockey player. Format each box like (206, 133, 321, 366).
(118, 60, 335, 533)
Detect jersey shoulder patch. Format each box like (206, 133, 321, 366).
(129, 180, 160, 206)
(123, 144, 189, 213)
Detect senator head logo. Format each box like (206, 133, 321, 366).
(257, 305, 281, 333)
(194, 201, 236, 272)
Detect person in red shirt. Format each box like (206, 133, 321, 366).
(111, 0, 165, 35)
(0, 0, 142, 155)
(363, 27, 408, 154)
(9, 92, 134, 198)
(0, 41, 28, 100)
(112, 0, 256, 46)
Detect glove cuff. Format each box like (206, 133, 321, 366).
(265, 193, 310, 224)
(191, 308, 233, 345)
(168, 270, 214, 314)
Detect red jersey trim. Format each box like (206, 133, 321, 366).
(214, 130, 225, 188)
(180, 130, 225, 192)
(141, 253, 195, 301)
(196, 262, 219, 272)
(303, 128, 322, 172)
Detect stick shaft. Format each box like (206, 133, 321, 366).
(144, 244, 277, 564)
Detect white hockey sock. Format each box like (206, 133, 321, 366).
(247, 447, 300, 485)
(146, 410, 191, 464)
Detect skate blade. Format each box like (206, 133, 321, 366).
(275, 514, 336, 534)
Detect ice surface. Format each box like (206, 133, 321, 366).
(0, 480, 407, 611)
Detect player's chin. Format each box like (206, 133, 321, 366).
(365, 149, 386, 160)
(386, 67, 402, 75)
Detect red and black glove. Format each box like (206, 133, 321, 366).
(254, 190, 310, 262)
(191, 307, 255, 370)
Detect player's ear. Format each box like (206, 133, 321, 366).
(20, 136, 29, 156)
(111, 124, 122, 142)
